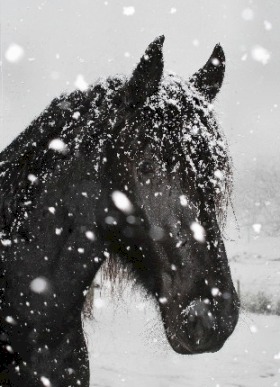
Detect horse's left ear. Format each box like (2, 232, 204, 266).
(189, 44, 225, 102)
(125, 36, 165, 107)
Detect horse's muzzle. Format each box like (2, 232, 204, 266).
(161, 291, 239, 355)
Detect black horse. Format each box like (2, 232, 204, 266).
(0, 36, 239, 386)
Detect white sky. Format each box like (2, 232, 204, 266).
(1, 0, 279, 174)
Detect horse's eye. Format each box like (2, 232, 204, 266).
(139, 161, 154, 175)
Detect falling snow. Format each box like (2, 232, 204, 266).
(5, 43, 24, 63)
(74, 74, 88, 91)
(30, 277, 48, 293)
(123, 6, 135, 16)
(48, 138, 67, 153)
(40, 376, 51, 387)
(250, 325, 258, 334)
(264, 20, 272, 30)
(111, 191, 134, 214)
(5, 316, 16, 325)
(72, 111, 80, 120)
(1, 239, 12, 246)
(251, 45, 271, 65)
(241, 8, 254, 21)
(211, 287, 220, 297)
(252, 223, 262, 233)
(190, 222, 205, 243)
(55, 228, 62, 235)
(179, 195, 188, 207)
(27, 173, 38, 183)
(85, 230, 95, 241)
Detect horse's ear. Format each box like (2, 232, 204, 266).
(189, 44, 225, 102)
(126, 36, 165, 107)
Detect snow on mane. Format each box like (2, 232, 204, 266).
(143, 71, 232, 226)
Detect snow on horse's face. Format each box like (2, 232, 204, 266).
(103, 37, 239, 354)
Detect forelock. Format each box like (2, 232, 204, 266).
(138, 72, 233, 227)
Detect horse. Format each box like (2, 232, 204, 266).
(0, 36, 239, 387)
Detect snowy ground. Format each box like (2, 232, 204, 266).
(227, 236, 280, 307)
(84, 237, 280, 387)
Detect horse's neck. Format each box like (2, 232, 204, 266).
(0, 141, 105, 296)
(0, 121, 105, 245)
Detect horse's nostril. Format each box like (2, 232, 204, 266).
(191, 317, 210, 345)
(182, 299, 211, 319)
(182, 299, 214, 345)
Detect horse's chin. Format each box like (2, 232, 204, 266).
(160, 309, 201, 355)
(164, 333, 193, 355)
(164, 329, 223, 355)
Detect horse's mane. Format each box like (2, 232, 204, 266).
(159, 72, 232, 228)
(0, 75, 126, 172)
(136, 72, 232, 227)
(0, 76, 126, 235)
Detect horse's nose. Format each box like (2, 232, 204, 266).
(182, 297, 238, 353)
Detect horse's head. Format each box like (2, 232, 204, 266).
(100, 37, 239, 354)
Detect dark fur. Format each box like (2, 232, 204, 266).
(0, 37, 239, 386)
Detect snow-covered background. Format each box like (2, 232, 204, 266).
(84, 280, 280, 387)
(1, 1, 280, 386)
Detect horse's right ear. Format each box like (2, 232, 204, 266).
(125, 36, 165, 107)
(189, 44, 225, 102)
